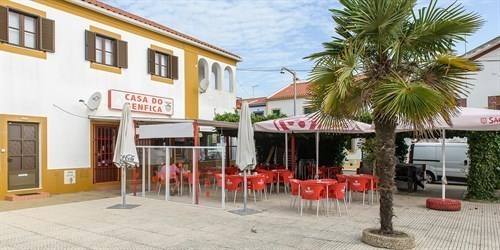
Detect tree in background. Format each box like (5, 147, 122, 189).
(307, 0, 482, 236)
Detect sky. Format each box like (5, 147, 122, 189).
(101, 0, 500, 99)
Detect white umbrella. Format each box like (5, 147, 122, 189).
(439, 108, 499, 199)
(391, 108, 500, 199)
(111, 103, 139, 209)
(232, 101, 256, 215)
(254, 114, 373, 178)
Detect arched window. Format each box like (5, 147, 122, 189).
(211, 63, 222, 90)
(224, 66, 234, 93)
(198, 58, 209, 85)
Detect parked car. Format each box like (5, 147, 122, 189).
(409, 142, 469, 183)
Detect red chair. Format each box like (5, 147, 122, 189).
(261, 172, 276, 194)
(317, 167, 327, 179)
(280, 171, 294, 194)
(248, 175, 267, 203)
(214, 173, 223, 194)
(300, 183, 325, 218)
(156, 171, 178, 196)
(276, 165, 286, 170)
(226, 167, 239, 175)
(225, 175, 243, 204)
(328, 167, 342, 179)
(365, 176, 379, 203)
(348, 177, 370, 205)
(330, 183, 348, 216)
(187, 172, 201, 196)
(336, 174, 347, 183)
(289, 179, 302, 211)
(306, 166, 316, 179)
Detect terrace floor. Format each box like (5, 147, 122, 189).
(0, 183, 498, 249)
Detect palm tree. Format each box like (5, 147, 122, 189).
(307, 0, 482, 235)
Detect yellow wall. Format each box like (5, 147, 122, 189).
(0, 114, 94, 199)
(0, 115, 122, 199)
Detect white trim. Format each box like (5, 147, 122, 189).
(65, 0, 243, 62)
(462, 36, 500, 59)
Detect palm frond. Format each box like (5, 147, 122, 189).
(373, 79, 449, 134)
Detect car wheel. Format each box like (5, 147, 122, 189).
(425, 171, 435, 183)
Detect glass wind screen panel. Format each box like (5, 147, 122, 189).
(24, 16, 36, 32)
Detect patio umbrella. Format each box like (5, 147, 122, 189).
(254, 114, 373, 178)
(390, 108, 500, 199)
(439, 108, 499, 199)
(234, 101, 256, 214)
(110, 103, 139, 209)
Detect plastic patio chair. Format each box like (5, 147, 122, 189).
(330, 183, 348, 216)
(261, 172, 276, 194)
(225, 175, 243, 204)
(300, 183, 325, 218)
(280, 171, 294, 194)
(156, 171, 178, 196)
(365, 176, 379, 203)
(289, 179, 302, 211)
(348, 177, 370, 205)
(248, 175, 267, 203)
(187, 172, 201, 196)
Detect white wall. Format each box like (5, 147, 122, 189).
(197, 55, 237, 120)
(0, 0, 234, 169)
(464, 47, 500, 108)
(266, 98, 309, 116)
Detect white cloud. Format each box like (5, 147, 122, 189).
(100, 0, 498, 99)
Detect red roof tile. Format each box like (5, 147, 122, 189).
(80, 0, 242, 60)
(242, 97, 267, 106)
(268, 82, 311, 100)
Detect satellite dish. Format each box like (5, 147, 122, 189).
(79, 92, 102, 111)
(199, 79, 209, 93)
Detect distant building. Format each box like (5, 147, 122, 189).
(244, 97, 267, 116)
(266, 81, 312, 116)
(462, 36, 500, 109)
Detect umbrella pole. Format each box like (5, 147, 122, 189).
(244, 169, 248, 212)
(441, 129, 446, 199)
(285, 133, 288, 170)
(315, 131, 319, 179)
(122, 167, 126, 207)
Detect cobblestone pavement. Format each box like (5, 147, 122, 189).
(0, 185, 498, 249)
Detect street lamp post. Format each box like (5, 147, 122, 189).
(252, 84, 259, 98)
(280, 67, 297, 116)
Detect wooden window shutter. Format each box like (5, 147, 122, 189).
(40, 17, 55, 52)
(116, 40, 128, 68)
(171, 55, 179, 80)
(85, 30, 96, 62)
(147, 48, 155, 74)
(0, 6, 8, 43)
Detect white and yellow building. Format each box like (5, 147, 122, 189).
(0, 0, 241, 198)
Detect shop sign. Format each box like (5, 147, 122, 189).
(108, 90, 174, 116)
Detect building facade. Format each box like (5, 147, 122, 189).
(462, 36, 500, 109)
(266, 81, 312, 116)
(0, 0, 241, 198)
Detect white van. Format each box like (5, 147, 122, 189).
(409, 142, 469, 183)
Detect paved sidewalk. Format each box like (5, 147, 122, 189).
(1, 189, 498, 249)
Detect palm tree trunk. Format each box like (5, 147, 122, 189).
(374, 118, 397, 235)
